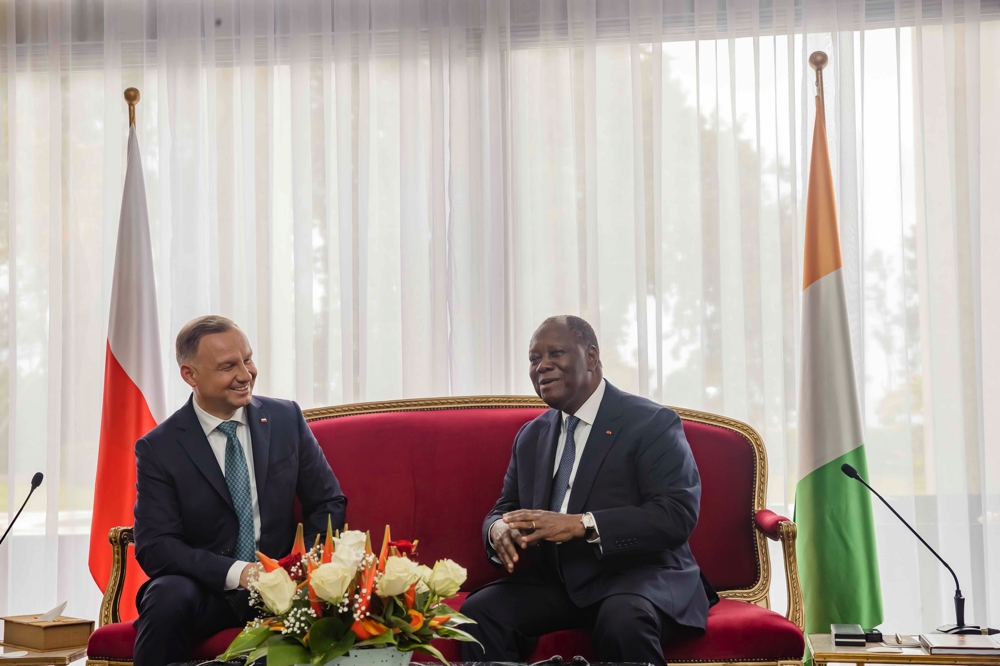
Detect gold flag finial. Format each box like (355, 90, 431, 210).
(809, 52, 828, 103)
(124, 88, 140, 126)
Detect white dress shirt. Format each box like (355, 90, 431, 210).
(489, 379, 606, 553)
(552, 378, 606, 514)
(192, 399, 261, 591)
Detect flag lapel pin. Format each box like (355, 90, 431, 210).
(261, 418, 267, 423)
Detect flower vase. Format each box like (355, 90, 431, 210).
(324, 648, 414, 666)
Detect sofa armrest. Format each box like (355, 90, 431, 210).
(98, 527, 134, 628)
(754, 510, 805, 633)
(754, 509, 788, 540)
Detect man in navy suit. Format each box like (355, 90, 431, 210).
(132, 315, 346, 666)
(461, 316, 715, 666)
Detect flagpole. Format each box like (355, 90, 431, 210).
(124, 87, 140, 127)
(809, 51, 827, 105)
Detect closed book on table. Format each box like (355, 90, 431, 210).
(831, 623, 866, 647)
(919, 633, 1000, 656)
(1, 615, 94, 651)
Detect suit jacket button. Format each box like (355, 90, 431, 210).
(222, 548, 231, 555)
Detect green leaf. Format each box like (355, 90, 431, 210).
(245, 641, 274, 665)
(398, 642, 450, 665)
(386, 615, 416, 636)
(313, 630, 357, 666)
(218, 626, 271, 660)
(266, 637, 312, 666)
(437, 609, 476, 625)
(434, 626, 482, 646)
(307, 616, 349, 656)
(354, 629, 397, 648)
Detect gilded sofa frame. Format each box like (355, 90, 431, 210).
(91, 396, 804, 666)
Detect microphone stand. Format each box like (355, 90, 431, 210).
(843, 464, 997, 635)
(0, 479, 42, 547)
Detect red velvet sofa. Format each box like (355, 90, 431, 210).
(87, 396, 805, 666)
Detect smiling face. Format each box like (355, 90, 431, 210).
(528, 320, 602, 414)
(180, 327, 257, 419)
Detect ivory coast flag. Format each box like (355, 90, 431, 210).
(794, 93, 883, 639)
(89, 124, 165, 621)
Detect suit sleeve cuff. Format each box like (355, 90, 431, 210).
(225, 561, 248, 591)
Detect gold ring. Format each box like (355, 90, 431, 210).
(532, 521, 536, 530)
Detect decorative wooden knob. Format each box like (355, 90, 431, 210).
(809, 51, 828, 72)
(124, 87, 140, 125)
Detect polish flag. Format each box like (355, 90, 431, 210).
(88, 124, 165, 621)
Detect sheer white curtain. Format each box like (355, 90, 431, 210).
(0, 0, 996, 634)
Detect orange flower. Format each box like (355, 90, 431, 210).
(351, 618, 389, 641)
(257, 551, 281, 573)
(292, 523, 307, 556)
(322, 515, 335, 564)
(408, 609, 424, 630)
(428, 615, 451, 630)
(307, 557, 324, 618)
(403, 582, 417, 609)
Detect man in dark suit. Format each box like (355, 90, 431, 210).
(133, 315, 346, 666)
(461, 315, 715, 666)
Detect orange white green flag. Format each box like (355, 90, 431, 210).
(794, 86, 883, 640)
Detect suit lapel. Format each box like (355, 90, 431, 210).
(246, 397, 271, 498)
(567, 382, 624, 515)
(532, 409, 562, 509)
(176, 396, 235, 512)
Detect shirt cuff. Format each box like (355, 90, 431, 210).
(225, 561, 249, 591)
(488, 519, 502, 563)
(585, 512, 602, 553)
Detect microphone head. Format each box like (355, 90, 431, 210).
(841, 463, 858, 479)
(30, 472, 43, 489)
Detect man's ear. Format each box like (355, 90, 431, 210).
(587, 345, 600, 372)
(179, 362, 198, 389)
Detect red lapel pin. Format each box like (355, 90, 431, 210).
(606, 430, 612, 435)
(261, 418, 268, 423)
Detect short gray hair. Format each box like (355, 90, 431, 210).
(175, 315, 239, 366)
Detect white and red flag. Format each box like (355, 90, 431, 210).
(88, 124, 165, 621)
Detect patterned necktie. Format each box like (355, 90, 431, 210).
(549, 415, 581, 513)
(217, 420, 257, 563)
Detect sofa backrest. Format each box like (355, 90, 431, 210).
(305, 397, 767, 599)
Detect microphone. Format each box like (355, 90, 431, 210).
(842, 463, 997, 635)
(0, 472, 44, 547)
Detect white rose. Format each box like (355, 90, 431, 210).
(376, 556, 420, 597)
(414, 564, 433, 593)
(311, 560, 355, 605)
(252, 567, 297, 615)
(332, 530, 368, 568)
(331, 545, 364, 571)
(427, 559, 466, 599)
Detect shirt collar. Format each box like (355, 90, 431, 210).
(562, 378, 607, 428)
(192, 397, 246, 439)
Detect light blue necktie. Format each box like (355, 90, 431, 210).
(549, 415, 581, 512)
(217, 420, 257, 563)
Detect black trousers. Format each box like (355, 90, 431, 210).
(133, 575, 245, 666)
(459, 579, 680, 666)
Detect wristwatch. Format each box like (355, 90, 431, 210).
(581, 512, 597, 540)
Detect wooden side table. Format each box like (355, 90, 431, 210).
(809, 634, 1000, 666)
(0, 644, 87, 665)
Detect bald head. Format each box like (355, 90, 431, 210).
(528, 316, 603, 414)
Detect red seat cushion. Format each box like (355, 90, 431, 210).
(87, 621, 242, 661)
(424, 597, 803, 663)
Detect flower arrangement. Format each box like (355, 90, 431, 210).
(219, 520, 480, 666)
